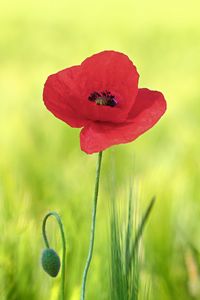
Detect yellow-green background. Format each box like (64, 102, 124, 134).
(0, 0, 200, 299)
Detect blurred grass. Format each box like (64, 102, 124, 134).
(0, 0, 200, 299)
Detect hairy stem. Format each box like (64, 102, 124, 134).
(42, 212, 66, 300)
(80, 151, 103, 300)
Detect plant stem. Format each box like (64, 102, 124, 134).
(42, 212, 66, 300)
(80, 151, 103, 300)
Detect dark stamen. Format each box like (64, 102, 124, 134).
(88, 90, 117, 107)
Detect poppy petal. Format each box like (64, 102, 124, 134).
(43, 66, 88, 128)
(77, 51, 139, 123)
(80, 88, 166, 154)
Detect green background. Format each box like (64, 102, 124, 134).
(0, 0, 200, 299)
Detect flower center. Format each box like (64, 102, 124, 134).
(88, 90, 117, 107)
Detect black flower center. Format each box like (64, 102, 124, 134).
(88, 90, 117, 107)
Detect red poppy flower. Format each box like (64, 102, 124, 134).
(43, 51, 167, 154)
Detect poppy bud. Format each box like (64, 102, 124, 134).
(41, 248, 61, 277)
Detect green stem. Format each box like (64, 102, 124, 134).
(80, 151, 103, 300)
(42, 212, 66, 300)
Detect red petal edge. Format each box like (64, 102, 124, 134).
(43, 66, 88, 128)
(80, 88, 167, 154)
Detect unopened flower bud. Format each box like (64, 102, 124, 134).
(41, 248, 61, 277)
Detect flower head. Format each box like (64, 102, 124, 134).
(43, 51, 167, 154)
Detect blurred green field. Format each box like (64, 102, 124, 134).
(0, 0, 200, 299)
